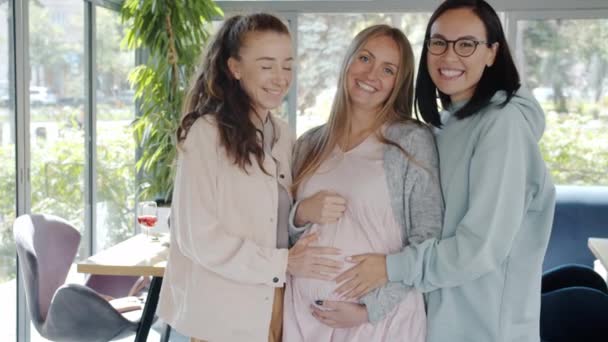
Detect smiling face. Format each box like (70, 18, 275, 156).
(427, 8, 498, 102)
(346, 34, 400, 113)
(228, 31, 293, 117)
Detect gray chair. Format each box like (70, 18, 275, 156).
(540, 264, 608, 342)
(14, 214, 141, 342)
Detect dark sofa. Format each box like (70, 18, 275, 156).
(543, 185, 608, 272)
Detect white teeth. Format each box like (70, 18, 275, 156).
(265, 89, 281, 95)
(440, 69, 464, 78)
(356, 81, 376, 92)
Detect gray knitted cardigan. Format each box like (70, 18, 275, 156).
(289, 120, 444, 323)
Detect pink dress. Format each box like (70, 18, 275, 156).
(283, 135, 426, 342)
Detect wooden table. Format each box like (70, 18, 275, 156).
(77, 233, 170, 342)
(588, 238, 608, 270)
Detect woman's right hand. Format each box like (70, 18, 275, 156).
(287, 233, 343, 280)
(295, 190, 347, 226)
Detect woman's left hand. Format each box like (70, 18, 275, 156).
(333, 253, 389, 300)
(310, 300, 368, 328)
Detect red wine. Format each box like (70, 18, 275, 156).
(137, 215, 157, 228)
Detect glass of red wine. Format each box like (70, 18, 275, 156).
(137, 201, 158, 240)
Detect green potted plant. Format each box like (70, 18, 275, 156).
(121, 0, 223, 205)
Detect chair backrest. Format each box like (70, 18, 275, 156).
(13, 214, 81, 325)
(543, 186, 608, 271)
(541, 286, 608, 341)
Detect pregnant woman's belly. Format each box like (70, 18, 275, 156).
(291, 216, 397, 303)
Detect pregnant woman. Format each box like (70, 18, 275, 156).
(283, 24, 443, 342)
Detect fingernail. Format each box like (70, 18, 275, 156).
(315, 300, 323, 306)
(345, 256, 352, 262)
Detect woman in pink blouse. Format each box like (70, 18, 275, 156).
(284, 25, 443, 342)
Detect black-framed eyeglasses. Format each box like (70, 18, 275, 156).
(426, 37, 490, 57)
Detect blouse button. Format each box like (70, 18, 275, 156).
(279, 174, 285, 179)
(272, 277, 279, 283)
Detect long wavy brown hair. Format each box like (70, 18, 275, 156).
(176, 13, 290, 172)
(292, 25, 417, 193)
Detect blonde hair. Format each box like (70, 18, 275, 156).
(292, 24, 417, 193)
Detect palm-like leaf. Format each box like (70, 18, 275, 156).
(121, 0, 223, 201)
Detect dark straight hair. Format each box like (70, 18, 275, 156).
(415, 0, 521, 128)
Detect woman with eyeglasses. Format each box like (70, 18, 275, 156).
(331, 1, 556, 341)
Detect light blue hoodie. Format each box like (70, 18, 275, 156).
(386, 88, 556, 342)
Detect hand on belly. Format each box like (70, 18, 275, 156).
(293, 218, 394, 303)
(291, 252, 358, 303)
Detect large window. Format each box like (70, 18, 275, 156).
(95, 7, 136, 252)
(0, 1, 16, 341)
(28, 0, 86, 258)
(517, 18, 608, 185)
(296, 13, 430, 135)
